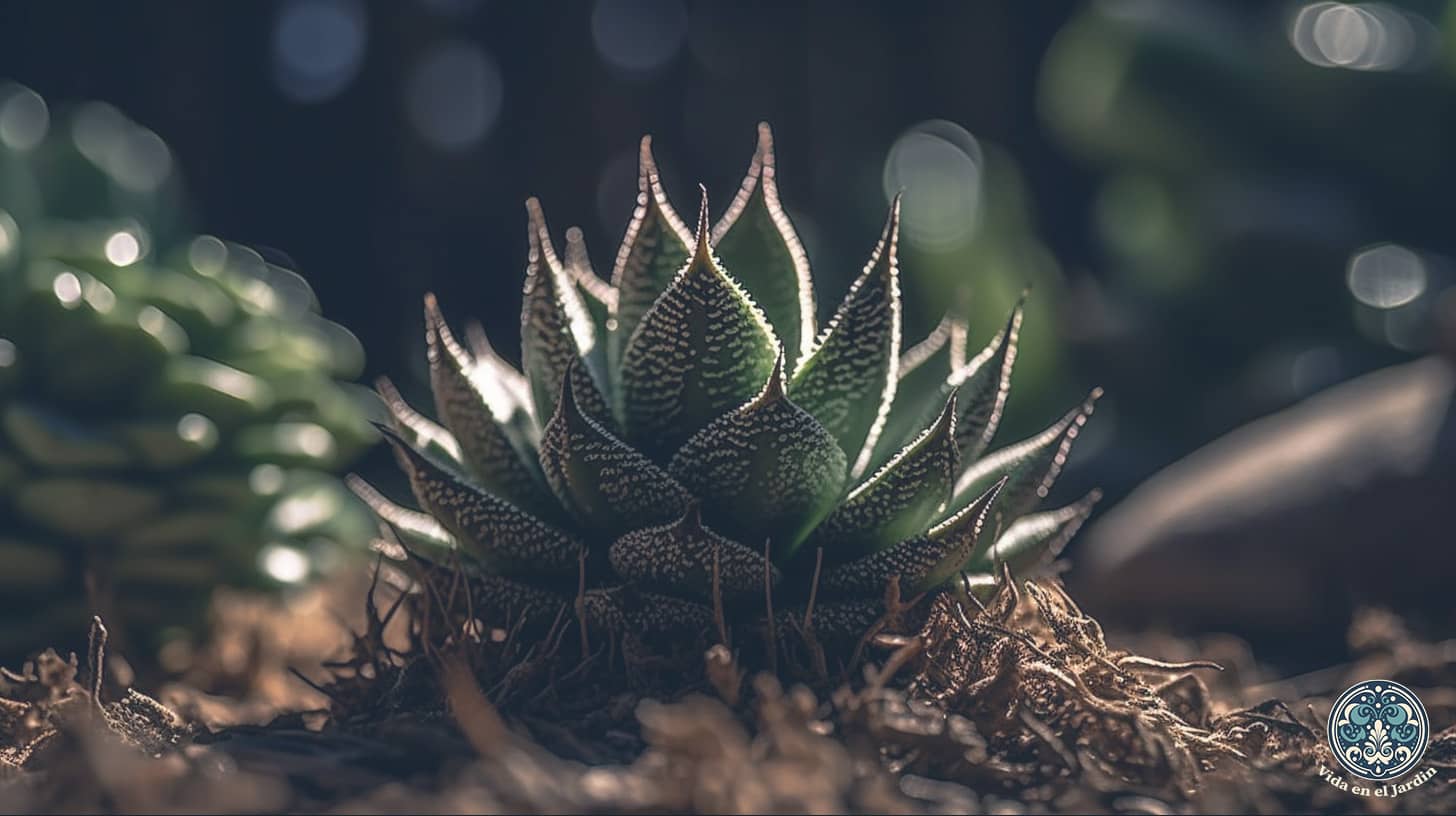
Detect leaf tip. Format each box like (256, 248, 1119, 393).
(756, 346, 788, 405)
(694, 183, 713, 255)
(637, 134, 659, 183)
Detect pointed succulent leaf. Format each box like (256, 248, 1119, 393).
(608, 136, 693, 378)
(947, 388, 1101, 526)
(583, 587, 715, 639)
(820, 475, 1006, 597)
(788, 197, 902, 478)
(463, 319, 537, 432)
(378, 425, 583, 578)
(668, 353, 846, 557)
(346, 474, 455, 551)
(520, 198, 610, 429)
(810, 393, 959, 559)
(621, 189, 778, 457)
(711, 123, 815, 368)
(949, 294, 1024, 461)
(462, 321, 546, 478)
(865, 313, 966, 469)
(609, 503, 777, 602)
(408, 550, 569, 633)
(792, 599, 886, 642)
(968, 489, 1101, 574)
(423, 296, 555, 514)
(540, 360, 692, 534)
(900, 313, 967, 405)
(564, 225, 617, 340)
(375, 375, 462, 465)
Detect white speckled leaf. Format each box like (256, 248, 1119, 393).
(608, 136, 693, 382)
(810, 392, 959, 559)
(787, 197, 902, 479)
(379, 425, 583, 579)
(608, 503, 777, 603)
(711, 123, 815, 369)
(867, 312, 966, 469)
(539, 359, 692, 535)
(946, 388, 1101, 527)
(621, 190, 779, 457)
(820, 475, 1005, 596)
(346, 474, 455, 552)
(423, 296, 554, 516)
(967, 489, 1101, 574)
(520, 198, 611, 432)
(463, 319, 535, 428)
(949, 295, 1024, 462)
(375, 375, 462, 467)
(409, 551, 569, 631)
(667, 354, 847, 559)
(583, 587, 715, 639)
(564, 225, 617, 341)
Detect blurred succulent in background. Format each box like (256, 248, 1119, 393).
(0, 83, 378, 659)
(1039, 0, 1456, 453)
(353, 125, 1101, 659)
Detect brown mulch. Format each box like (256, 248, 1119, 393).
(3, 567, 1454, 814)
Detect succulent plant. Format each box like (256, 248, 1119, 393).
(356, 125, 1102, 653)
(0, 83, 377, 657)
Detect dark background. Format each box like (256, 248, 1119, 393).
(6, 0, 1455, 646)
(0, 0, 1085, 376)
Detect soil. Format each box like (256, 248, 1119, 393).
(3, 565, 1454, 814)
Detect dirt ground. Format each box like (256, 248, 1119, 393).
(3, 566, 1454, 814)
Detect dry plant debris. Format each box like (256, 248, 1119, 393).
(3, 573, 1455, 814)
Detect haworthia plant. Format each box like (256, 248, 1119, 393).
(354, 124, 1102, 651)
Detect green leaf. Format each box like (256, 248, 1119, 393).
(539, 359, 693, 535)
(711, 123, 815, 369)
(949, 294, 1024, 462)
(564, 225, 616, 341)
(668, 352, 846, 559)
(117, 415, 219, 469)
(423, 295, 556, 515)
(346, 475, 455, 552)
(791, 599, 885, 641)
(233, 421, 340, 468)
(583, 587, 715, 639)
(520, 198, 611, 430)
(3, 401, 131, 469)
(608, 503, 777, 602)
(810, 392, 959, 559)
(462, 320, 533, 420)
(15, 478, 162, 539)
(407, 549, 569, 631)
(144, 356, 275, 428)
(967, 489, 1101, 575)
(945, 388, 1102, 526)
(787, 197, 902, 479)
(119, 511, 234, 552)
(607, 136, 692, 381)
(819, 475, 1006, 597)
(621, 188, 779, 457)
(863, 312, 965, 470)
(461, 319, 542, 449)
(375, 375, 463, 467)
(378, 425, 583, 579)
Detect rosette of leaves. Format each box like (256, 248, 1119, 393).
(0, 83, 376, 657)
(355, 125, 1102, 653)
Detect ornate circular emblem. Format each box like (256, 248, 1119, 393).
(1327, 679, 1429, 781)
